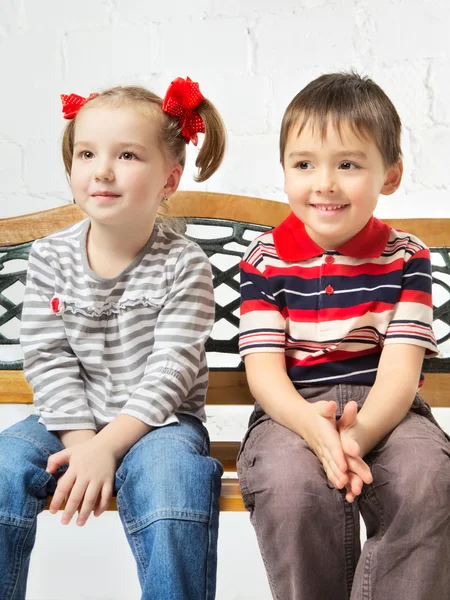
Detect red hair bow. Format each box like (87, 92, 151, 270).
(162, 77, 205, 146)
(60, 93, 99, 120)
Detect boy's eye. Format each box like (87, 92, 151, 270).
(296, 161, 313, 170)
(80, 151, 94, 160)
(120, 152, 137, 161)
(339, 161, 358, 170)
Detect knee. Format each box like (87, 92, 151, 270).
(242, 445, 333, 518)
(118, 435, 222, 515)
(373, 436, 450, 519)
(0, 434, 46, 513)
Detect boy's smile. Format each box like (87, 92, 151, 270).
(283, 120, 402, 250)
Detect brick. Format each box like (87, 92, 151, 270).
(0, 31, 62, 86)
(430, 60, 450, 124)
(0, 142, 24, 193)
(204, 133, 284, 198)
(115, 0, 211, 22)
(195, 75, 272, 135)
(211, 0, 310, 17)
(376, 189, 450, 219)
(0, 193, 71, 218)
(65, 26, 155, 82)
(22, 0, 112, 30)
(367, 0, 449, 61)
(416, 128, 450, 188)
(0, 0, 19, 32)
(0, 81, 64, 142)
(255, 6, 355, 74)
(23, 141, 69, 195)
(159, 18, 248, 77)
(371, 62, 431, 131)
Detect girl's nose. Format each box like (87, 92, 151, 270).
(94, 162, 115, 182)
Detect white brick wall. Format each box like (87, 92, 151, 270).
(0, 2, 449, 599)
(0, 0, 448, 218)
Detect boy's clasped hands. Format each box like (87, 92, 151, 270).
(299, 400, 373, 503)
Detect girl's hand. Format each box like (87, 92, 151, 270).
(338, 401, 373, 502)
(299, 400, 349, 490)
(46, 439, 116, 526)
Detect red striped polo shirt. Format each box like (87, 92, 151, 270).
(239, 212, 438, 388)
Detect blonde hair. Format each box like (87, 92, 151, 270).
(62, 85, 226, 183)
(280, 72, 402, 168)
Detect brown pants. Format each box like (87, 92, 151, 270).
(237, 385, 450, 600)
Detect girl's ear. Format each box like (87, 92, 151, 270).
(163, 164, 183, 198)
(381, 159, 403, 196)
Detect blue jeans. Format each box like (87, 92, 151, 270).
(0, 414, 223, 600)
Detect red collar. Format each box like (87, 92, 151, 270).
(272, 212, 391, 262)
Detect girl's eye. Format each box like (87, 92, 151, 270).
(340, 161, 358, 170)
(80, 151, 94, 160)
(296, 161, 313, 170)
(120, 152, 137, 161)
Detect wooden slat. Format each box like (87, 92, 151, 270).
(211, 441, 240, 470)
(0, 371, 32, 402)
(45, 479, 245, 512)
(1, 370, 450, 407)
(0, 204, 86, 246)
(384, 219, 450, 247)
(2, 195, 450, 247)
(207, 372, 254, 405)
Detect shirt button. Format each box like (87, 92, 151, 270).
(325, 255, 335, 264)
(325, 285, 334, 295)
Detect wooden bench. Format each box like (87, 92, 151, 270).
(0, 191, 449, 512)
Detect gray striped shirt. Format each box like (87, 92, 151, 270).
(20, 219, 215, 431)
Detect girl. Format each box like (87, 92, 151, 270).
(0, 77, 226, 600)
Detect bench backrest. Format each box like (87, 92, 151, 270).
(1, 191, 450, 411)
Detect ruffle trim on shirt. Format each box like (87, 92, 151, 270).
(50, 294, 167, 318)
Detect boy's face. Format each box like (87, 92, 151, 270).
(283, 119, 402, 249)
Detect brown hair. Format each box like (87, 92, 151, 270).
(62, 84, 226, 183)
(279, 72, 402, 168)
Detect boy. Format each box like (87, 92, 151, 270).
(237, 73, 450, 600)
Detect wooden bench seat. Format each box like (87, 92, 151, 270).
(1, 192, 449, 512)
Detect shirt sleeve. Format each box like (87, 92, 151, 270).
(384, 246, 438, 356)
(239, 240, 286, 357)
(20, 243, 96, 431)
(120, 244, 215, 427)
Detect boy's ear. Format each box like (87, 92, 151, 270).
(381, 159, 403, 196)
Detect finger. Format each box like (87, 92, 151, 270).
(338, 401, 358, 431)
(94, 483, 113, 517)
(347, 471, 363, 498)
(76, 483, 101, 527)
(321, 455, 346, 489)
(321, 434, 348, 475)
(61, 480, 87, 525)
(341, 435, 360, 459)
(49, 471, 76, 514)
(345, 484, 357, 503)
(322, 448, 348, 487)
(47, 449, 71, 474)
(319, 400, 337, 420)
(347, 455, 373, 485)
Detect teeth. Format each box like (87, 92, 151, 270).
(315, 205, 345, 211)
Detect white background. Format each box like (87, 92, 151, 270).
(0, 1, 449, 598)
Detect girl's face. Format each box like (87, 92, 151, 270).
(70, 105, 181, 230)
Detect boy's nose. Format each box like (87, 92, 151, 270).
(314, 169, 335, 194)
